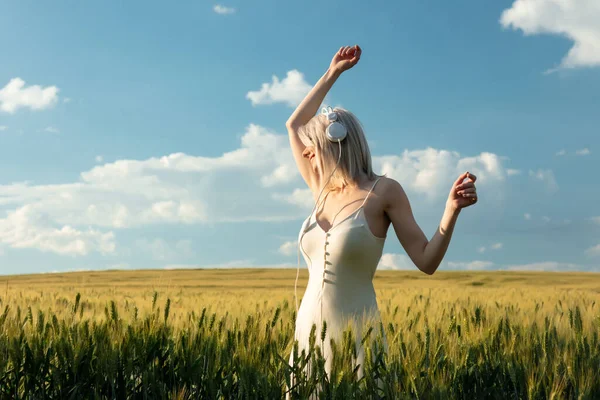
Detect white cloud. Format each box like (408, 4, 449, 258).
(261, 163, 298, 187)
(213, 4, 236, 14)
(441, 259, 588, 272)
(43, 126, 59, 134)
(478, 246, 486, 254)
(585, 244, 600, 257)
(272, 188, 314, 210)
(378, 253, 415, 270)
(542, 216, 551, 222)
(95, 155, 103, 163)
(376, 149, 508, 202)
(164, 260, 296, 269)
(591, 216, 600, 225)
(45, 268, 92, 274)
(63, 98, 71, 103)
(0, 126, 7, 131)
(529, 168, 558, 192)
(576, 148, 591, 155)
(246, 70, 312, 108)
(447, 260, 495, 270)
(0, 123, 516, 258)
(504, 261, 582, 271)
(507, 169, 521, 176)
(0, 205, 115, 256)
(556, 149, 566, 156)
(0, 124, 303, 255)
(500, 0, 600, 70)
(107, 262, 130, 270)
(0, 78, 59, 114)
(524, 213, 531, 220)
(279, 240, 297, 256)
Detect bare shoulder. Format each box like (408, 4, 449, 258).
(377, 176, 409, 210)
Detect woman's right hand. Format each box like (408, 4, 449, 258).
(329, 45, 361, 74)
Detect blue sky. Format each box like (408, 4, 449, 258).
(0, 0, 598, 275)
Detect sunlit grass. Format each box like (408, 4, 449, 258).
(1, 269, 599, 398)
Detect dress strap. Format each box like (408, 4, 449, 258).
(355, 177, 383, 216)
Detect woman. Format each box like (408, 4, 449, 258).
(285, 45, 478, 395)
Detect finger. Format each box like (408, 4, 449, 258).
(351, 47, 361, 63)
(457, 187, 476, 195)
(461, 193, 477, 198)
(456, 181, 475, 190)
(338, 46, 344, 55)
(453, 171, 469, 187)
(344, 46, 351, 56)
(467, 172, 477, 182)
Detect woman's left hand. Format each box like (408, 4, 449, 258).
(448, 171, 478, 211)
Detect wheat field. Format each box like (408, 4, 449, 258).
(1, 268, 599, 399)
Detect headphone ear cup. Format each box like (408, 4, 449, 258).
(326, 122, 347, 142)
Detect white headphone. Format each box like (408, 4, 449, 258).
(323, 106, 347, 143)
(294, 106, 348, 313)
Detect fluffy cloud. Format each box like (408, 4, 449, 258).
(0, 78, 59, 114)
(0, 123, 516, 257)
(213, 4, 236, 14)
(446, 260, 495, 270)
(164, 260, 295, 269)
(272, 188, 314, 210)
(278, 240, 297, 256)
(246, 70, 312, 107)
(272, 147, 512, 209)
(378, 253, 415, 270)
(0, 205, 115, 256)
(0, 126, 7, 131)
(504, 261, 583, 271)
(500, 0, 600, 70)
(0, 124, 303, 255)
(445, 260, 587, 271)
(376, 149, 507, 202)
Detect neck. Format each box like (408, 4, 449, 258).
(327, 173, 370, 194)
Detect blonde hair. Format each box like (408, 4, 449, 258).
(299, 107, 380, 191)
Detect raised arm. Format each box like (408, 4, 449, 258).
(286, 45, 362, 191)
(383, 172, 477, 275)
